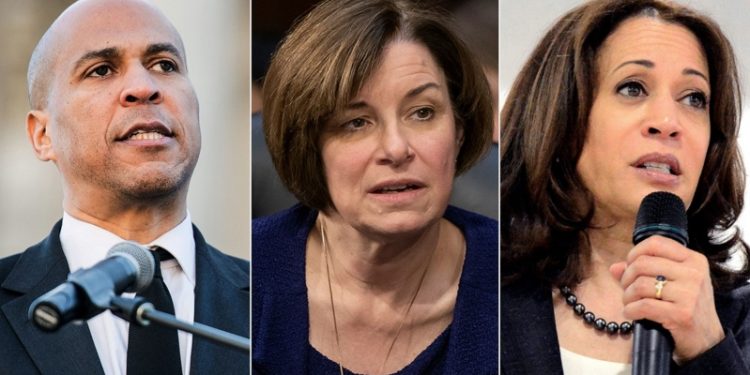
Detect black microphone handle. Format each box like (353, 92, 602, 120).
(28, 243, 153, 332)
(29, 256, 134, 331)
(632, 226, 681, 375)
(633, 319, 674, 375)
(631, 191, 687, 375)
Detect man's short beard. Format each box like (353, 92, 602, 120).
(118, 172, 189, 201)
(80, 156, 198, 204)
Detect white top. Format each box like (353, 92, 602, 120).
(560, 347, 632, 375)
(60, 211, 197, 375)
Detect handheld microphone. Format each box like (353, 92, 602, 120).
(28, 242, 155, 332)
(632, 191, 687, 375)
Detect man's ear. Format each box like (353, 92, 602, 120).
(27, 110, 56, 162)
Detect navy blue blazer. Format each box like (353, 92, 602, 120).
(0, 221, 249, 374)
(501, 277, 750, 374)
(252, 204, 498, 374)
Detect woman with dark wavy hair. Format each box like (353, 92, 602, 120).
(501, 0, 750, 373)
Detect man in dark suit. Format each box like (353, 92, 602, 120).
(0, 0, 249, 373)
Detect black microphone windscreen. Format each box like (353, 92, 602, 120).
(633, 191, 688, 245)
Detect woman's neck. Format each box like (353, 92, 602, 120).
(317, 210, 442, 297)
(307, 210, 465, 374)
(554, 220, 635, 363)
(586, 211, 635, 267)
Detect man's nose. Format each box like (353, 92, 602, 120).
(120, 66, 163, 106)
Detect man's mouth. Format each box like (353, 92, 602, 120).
(127, 130, 168, 141)
(118, 122, 173, 141)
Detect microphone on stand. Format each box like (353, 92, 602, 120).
(29, 241, 251, 352)
(631, 191, 688, 375)
(28, 242, 155, 331)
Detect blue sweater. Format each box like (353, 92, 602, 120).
(252, 204, 498, 374)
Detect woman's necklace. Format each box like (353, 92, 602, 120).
(320, 217, 435, 375)
(558, 286, 633, 335)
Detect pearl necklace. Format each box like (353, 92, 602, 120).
(559, 286, 633, 335)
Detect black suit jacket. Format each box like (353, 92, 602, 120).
(501, 277, 750, 374)
(0, 221, 249, 374)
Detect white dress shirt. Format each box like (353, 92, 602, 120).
(60, 212, 197, 375)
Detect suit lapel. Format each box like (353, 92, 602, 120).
(0, 221, 104, 375)
(501, 279, 564, 375)
(189, 226, 250, 375)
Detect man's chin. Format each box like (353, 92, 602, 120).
(112, 160, 195, 198)
(111, 173, 190, 202)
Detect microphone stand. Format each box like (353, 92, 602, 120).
(109, 296, 250, 353)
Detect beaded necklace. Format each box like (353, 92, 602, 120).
(559, 286, 633, 335)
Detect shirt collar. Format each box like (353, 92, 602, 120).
(60, 212, 196, 286)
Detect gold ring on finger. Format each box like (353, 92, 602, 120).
(654, 275, 667, 300)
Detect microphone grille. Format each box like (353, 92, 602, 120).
(107, 242, 155, 293)
(635, 192, 687, 228)
(634, 191, 688, 245)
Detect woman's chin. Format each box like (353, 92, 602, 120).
(351, 210, 442, 238)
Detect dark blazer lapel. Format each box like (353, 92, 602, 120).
(501, 279, 564, 375)
(0, 221, 104, 375)
(190, 226, 250, 375)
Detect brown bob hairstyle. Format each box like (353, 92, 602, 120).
(501, 0, 750, 290)
(262, 0, 493, 210)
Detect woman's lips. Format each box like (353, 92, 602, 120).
(631, 153, 681, 176)
(368, 179, 426, 193)
(630, 152, 683, 186)
(367, 180, 427, 203)
(371, 184, 421, 194)
(632, 165, 680, 186)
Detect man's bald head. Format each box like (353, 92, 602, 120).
(27, 0, 187, 110)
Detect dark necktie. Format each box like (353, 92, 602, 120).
(126, 247, 182, 375)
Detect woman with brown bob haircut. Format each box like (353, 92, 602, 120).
(253, 0, 497, 374)
(501, 0, 750, 373)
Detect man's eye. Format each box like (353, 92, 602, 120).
(89, 65, 113, 77)
(154, 60, 177, 73)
